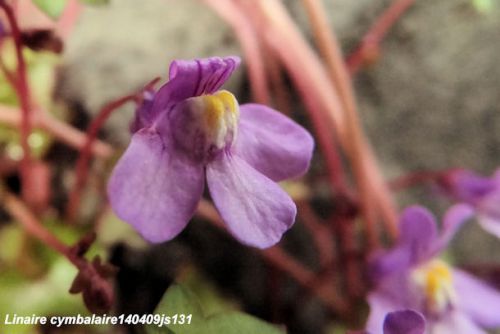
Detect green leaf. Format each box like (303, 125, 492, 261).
(0, 259, 90, 333)
(32, 0, 68, 20)
(204, 313, 284, 334)
(150, 285, 203, 334)
(472, 0, 494, 13)
(148, 284, 284, 334)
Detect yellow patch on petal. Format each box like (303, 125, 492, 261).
(201, 90, 239, 130)
(412, 259, 456, 313)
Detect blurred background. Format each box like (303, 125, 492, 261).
(1, 0, 500, 333)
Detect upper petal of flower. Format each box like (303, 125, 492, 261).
(441, 169, 497, 204)
(429, 204, 474, 256)
(131, 89, 156, 133)
(206, 152, 296, 249)
(453, 269, 500, 328)
(439, 169, 500, 239)
(146, 56, 240, 125)
(371, 206, 438, 279)
(398, 206, 439, 263)
(383, 310, 426, 334)
(107, 128, 205, 242)
(475, 189, 500, 236)
(234, 103, 314, 181)
(431, 310, 486, 334)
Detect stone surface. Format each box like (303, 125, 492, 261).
(355, 0, 500, 176)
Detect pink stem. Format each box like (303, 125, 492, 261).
(202, 0, 271, 105)
(346, 0, 417, 75)
(0, 0, 34, 204)
(0, 105, 113, 158)
(301, 0, 398, 243)
(1, 187, 72, 261)
(389, 170, 445, 191)
(56, 0, 83, 40)
(66, 94, 136, 222)
(297, 200, 336, 271)
(232, 0, 351, 197)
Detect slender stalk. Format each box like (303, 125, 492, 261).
(202, 0, 270, 105)
(39, 113, 113, 158)
(301, 0, 398, 242)
(297, 200, 336, 271)
(243, 0, 384, 247)
(1, 186, 70, 257)
(1, 187, 114, 312)
(66, 95, 136, 222)
(264, 45, 292, 115)
(0, 105, 113, 158)
(0, 0, 34, 203)
(235, 0, 352, 196)
(346, 0, 417, 75)
(56, 0, 83, 39)
(389, 170, 445, 191)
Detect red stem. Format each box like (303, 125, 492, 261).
(0, 0, 34, 203)
(346, 0, 417, 75)
(66, 94, 136, 222)
(2, 187, 70, 257)
(297, 200, 336, 271)
(202, 0, 271, 104)
(389, 170, 445, 191)
(196, 199, 348, 315)
(0, 105, 114, 158)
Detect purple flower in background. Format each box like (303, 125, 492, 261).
(367, 205, 500, 334)
(439, 168, 500, 238)
(107, 56, 314, 249)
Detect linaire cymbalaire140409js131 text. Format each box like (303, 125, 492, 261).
(3, 313, 193, 327)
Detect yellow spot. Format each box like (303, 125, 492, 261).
(201, 90, 238, 129)
(425, 260, 452, 298)
(412, 259, 455, 313)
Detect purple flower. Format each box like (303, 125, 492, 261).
(352, 310, 426, 334)
(383, 310, 426, 334)
(367, 205, 500, 334)
(107, 56, 314, 249)
(439, 169, 500, 238)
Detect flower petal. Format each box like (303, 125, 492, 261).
(149, 56, 241, 122)
(478, 215, 500, 238)
(131, 89, 156, 133)
(476, 191, 500, 237)
(429, 204, 474, 256)
(206, 153, 296, 248)
(399, 206, 438, 263)
(107, 129, 204, 243)
(431, 310, 486, 334)
(234, 104, 314, 181)
(443, 169, 496, 203)
(366, 292, 405, 334)
(370, 207, 440, 279)
(383, 310, 425, 334)
(453, 269, 500, 328)
(399, 206, 437, 254)
(370, 246, 413, 281)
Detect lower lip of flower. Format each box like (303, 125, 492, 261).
(411, 259, 457, 314)
(170, 90, 239, 162)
